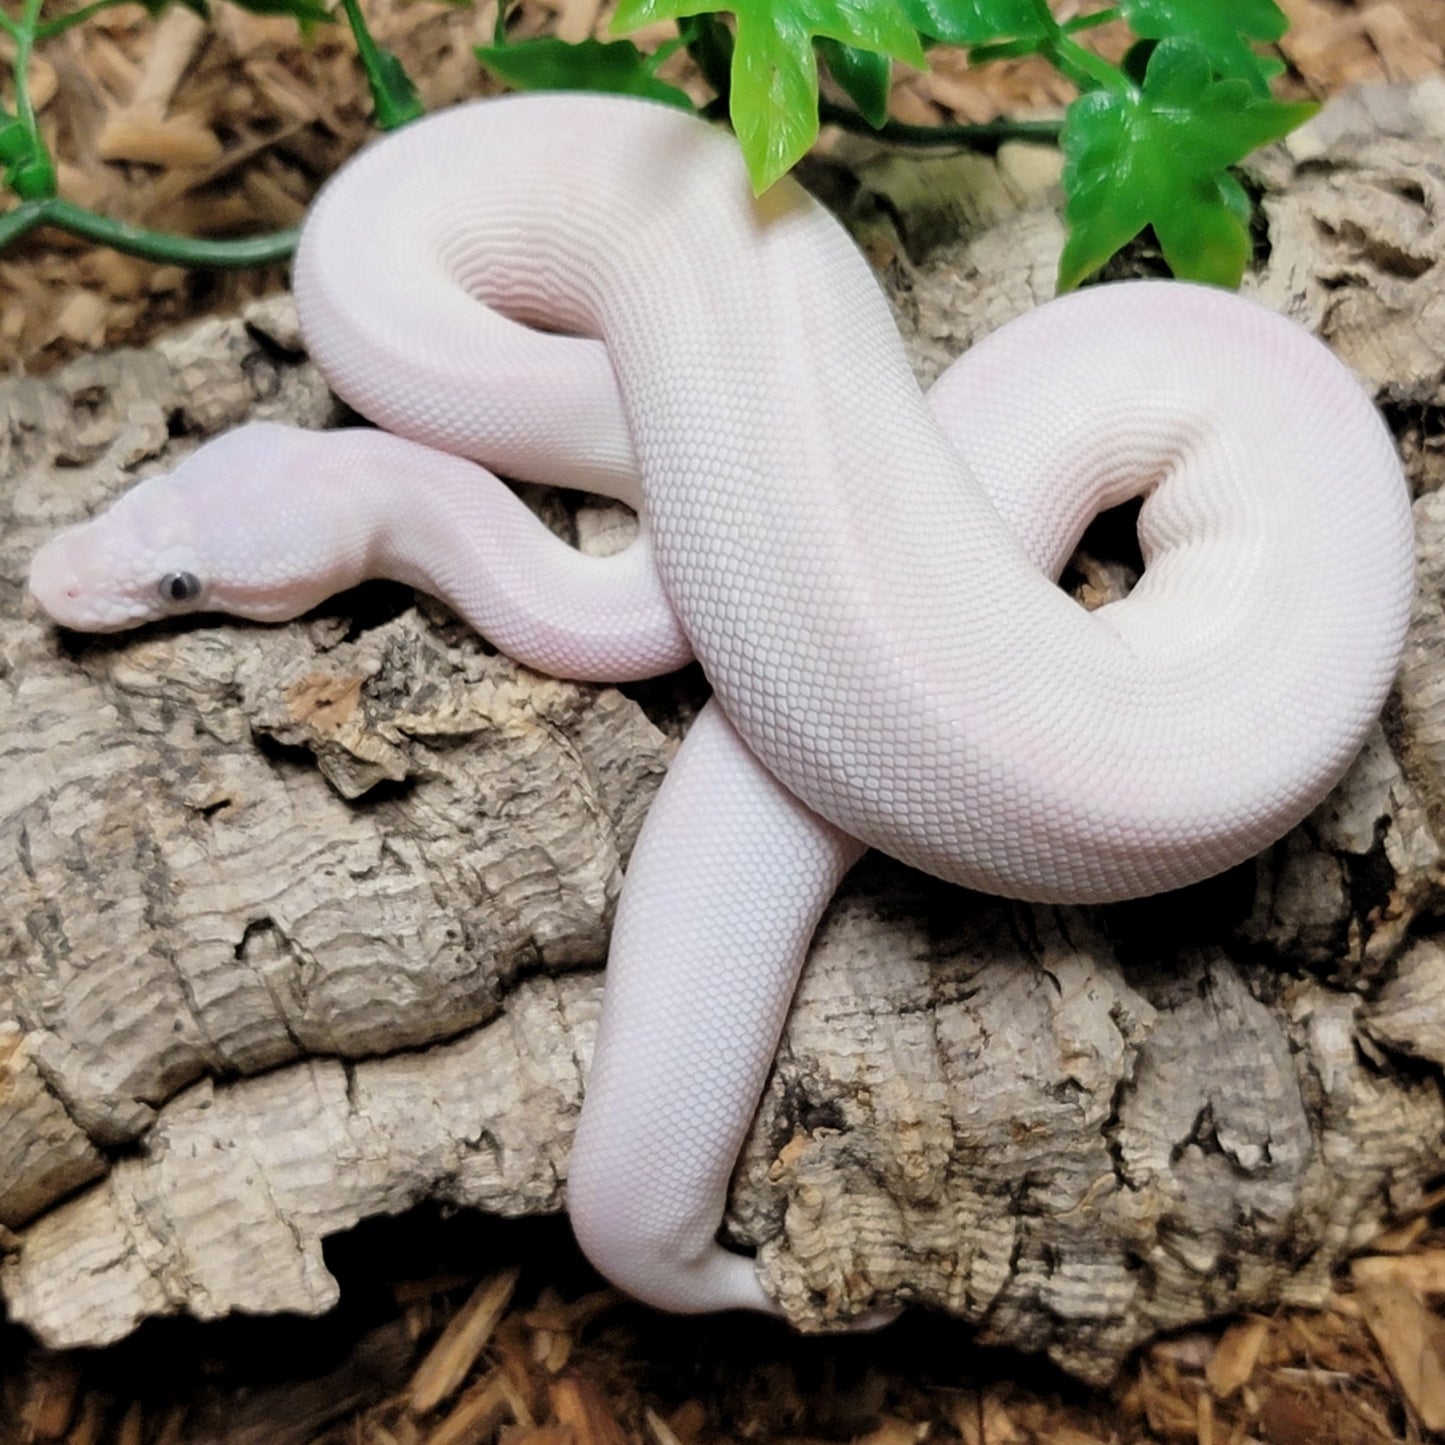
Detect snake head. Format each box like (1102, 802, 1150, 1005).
(29, 424, 345, 633)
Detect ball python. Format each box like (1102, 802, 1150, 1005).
(29, 93, 1415, 1321)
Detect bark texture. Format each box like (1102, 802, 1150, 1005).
(3, 79, 1445, 1383)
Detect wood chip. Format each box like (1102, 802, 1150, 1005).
(129, 6, 208, 113)
(54, 289, 108, 346)
(1206, 1316, 1272, 1398)
(113, 1401, 144, 1445)
(79, 33, 142, 100)
(643, 1407, 684, 1445)
(857, 1418, 928, 1445)
(1362, 3, 1443, 80)
(549, 1375, 628, 1445)
(1366, 1215, 1430, 1254)
(554, 0, 602, 45)
(1255, 1386, 1332, 1445)
(21, 1355, 80, 1440)
(149, 1405, 186, 1445)
(240, 167, 309, 227)
(408, 1270, 521, 1416)
(95, 112, 224, 168)
(425, 1374, 517, 1445)
(84, 248, 151, 299)
(497, 1427, 573, 1445)
(1194, 1388, 1214, 1445)
(659, 1400, 705, 1444)
(64, 1391, 106, 1445)
(1356, 1280, 1445, 1431)
(27, 54, 58, 111)
(952, 1390, 1026, 1445)
(1354, 1250, 1445, 1296)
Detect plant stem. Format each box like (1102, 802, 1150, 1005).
(1044, 28, 1127, 91)
(819, 97, 1062, 149)
(679, 14, 732, 98)
(1063, 7, 1118, 34)
(1023, 0, 1130, 94)
(0, 196, 299, 264)
(339, 0, 384, 83)
(337, 0, 422, 128)
(14, 0, 42, 137)
(35, 0, 133, 42)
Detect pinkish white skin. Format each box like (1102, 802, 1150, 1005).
(29, 422, 691, 681)
(28, 94, 1416, 1327)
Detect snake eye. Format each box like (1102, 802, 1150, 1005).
(158, 570, 202, 605)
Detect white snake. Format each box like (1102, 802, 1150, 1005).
(30, 94, 1415, 1321)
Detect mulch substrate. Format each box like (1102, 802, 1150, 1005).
(5, 0, 1445, 1441)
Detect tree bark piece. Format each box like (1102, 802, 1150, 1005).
(3, 81, 1445, 1382)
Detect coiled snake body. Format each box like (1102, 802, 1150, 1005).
(30, 94, 1415, 1320)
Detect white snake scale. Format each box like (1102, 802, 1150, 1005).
(30, 94, 1415, 1320)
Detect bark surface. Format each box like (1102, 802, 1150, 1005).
(3, 79, 1444, 1383)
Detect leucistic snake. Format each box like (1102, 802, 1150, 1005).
(30, 94, 1415, 1322)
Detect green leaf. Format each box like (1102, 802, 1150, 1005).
(678, 10, 735, 93)
(7, 153, 56, 201)
(476, 36, 695, 108)
(226, 0, 334, 24)
(138, 0, 211, 19)
(894, 0, 1048, 46)
(0, 119, 31, 166)
(818, 39, 891, 128)
(366, 46, 425, 127)
(1058, 38, 1316, 290)
(1117, 0, 1287, 92)
(614, 0, 925, 190)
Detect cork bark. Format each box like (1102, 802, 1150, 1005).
(3, 79, 1444, 1384)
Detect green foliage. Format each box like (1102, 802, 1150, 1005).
(1058, 38, 1315, 289)
(229, 0, 334, 22)
(0, 0, 321, 262)
(612, 0, 924, 190)
(336, 0, 422, 127)
(817, 39, 890, 127)
(894, 0, 1047, 47)
(0, 110, 53, 199)
(596, 0, 1310, 286)
(1116, 0, 1286, 91)
(476, 35, 694, 108)
(0, 0, 1317, 292)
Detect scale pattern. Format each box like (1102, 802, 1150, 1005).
(29, 92, 1415, 1320)
(293, 95, 1415, 905)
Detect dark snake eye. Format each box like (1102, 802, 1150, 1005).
(158, 571, 202, 605)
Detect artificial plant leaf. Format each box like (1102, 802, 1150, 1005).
(818, 39, 891, 127)
(1117, 0, 1288, 92)
(1149, 172, 1251, 288)
(138, 0, 211, 19)
(1057, 38, 1316, 290)
(476, 36, 694, 109)
(894, 0, 1047, 46)
(226, 0, 334, 24)
(0, 118, 32, 166)
(6, 152, 56, 201)
(614, 0, 924, 190)
(366, 46, 425, 128)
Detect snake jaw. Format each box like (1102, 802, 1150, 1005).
(28, 467, 219, 633)
(27, 425, 352, 634)
(28, 524, 167, 632)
